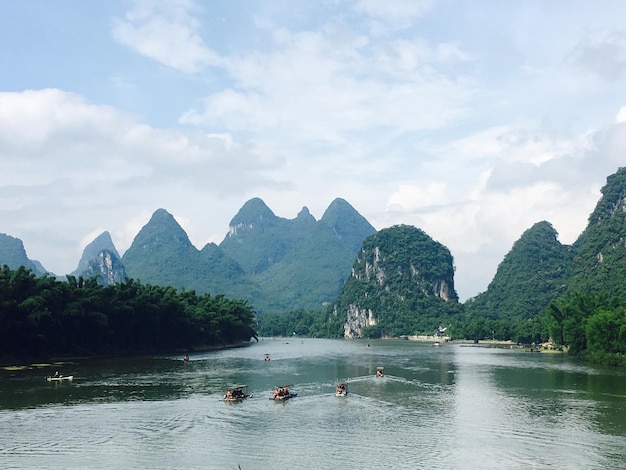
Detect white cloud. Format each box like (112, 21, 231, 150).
(180, 25, 476, 151)
(387, 182, 448, 211)
(111, 0, 220, 73)
(354, 0, 435, 23)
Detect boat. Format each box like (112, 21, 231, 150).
(375, 366, 385, 378)
(335, 383, 348, 397)
(433, 342, 440, 347)
(270, 384, 297, 401)
(223, 385, 251, 402)
(46, 375, 73, 382)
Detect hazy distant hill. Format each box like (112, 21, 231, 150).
(220, 197, 376, 312)
(464, 221, 574, 321)
(0, 233, 47, 275)
(333, 225, 461, 338)
(119, 199, 375, 314)
(121, 209, 255, 300)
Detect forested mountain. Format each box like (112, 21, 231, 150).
(332, 225, 462, 338)
(567, 168, 626, 296)
(545, 167, 626, 365)
(464, 221, 573, 321)
(220, 197, 376, 313)
(121, 208, 256, 303)
(120, 199, 375, 314)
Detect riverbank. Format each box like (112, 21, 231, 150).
(0, 339, 256, 370)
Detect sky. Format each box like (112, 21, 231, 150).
(2, 0, 626, 301)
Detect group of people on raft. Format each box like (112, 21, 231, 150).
(336, 383, 347, 393)
(225, 388, 247, 399)
(273, 387, 291, 398)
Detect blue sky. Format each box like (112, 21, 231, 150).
(2, 0, 626, 300)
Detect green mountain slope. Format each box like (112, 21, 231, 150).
(220, 198, 376, 312)
(122, 209, 252, 296)
(465, 221, 573, 321)
(568, 167, 626, 296)
(120, 199, 375, 314)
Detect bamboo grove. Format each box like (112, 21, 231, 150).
(0, 265, 257, 362)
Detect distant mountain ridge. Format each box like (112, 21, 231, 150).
(116, 198, 375, 314)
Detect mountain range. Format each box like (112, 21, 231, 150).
(2, 166, 626, 336)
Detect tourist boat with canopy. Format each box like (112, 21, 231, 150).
(223, 385, 251, 402)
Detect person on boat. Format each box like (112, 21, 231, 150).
(183, 354, 189, 362)
(53, 371, 60, 378)
(225, 390, 233, 399)
(274, 389, 279, 398)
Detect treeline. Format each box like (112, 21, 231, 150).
(0, 265, 257, 363)
(255, 301, 541, 343)
(256, 308, 344, 338)
(256, 292, 626, 368)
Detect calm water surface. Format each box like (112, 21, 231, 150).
(1, 338, 625, 469)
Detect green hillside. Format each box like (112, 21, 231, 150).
(465, 221, 573, 321)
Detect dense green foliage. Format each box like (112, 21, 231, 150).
(465, 221, 572, 321)
(536, 167, 626, 365)
(333, 225, 462, 338)
(546, 292, 626, 366)
(568, 168, 626, 297)
(0, 265, 257, 363)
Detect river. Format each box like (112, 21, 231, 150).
(1, 338, 625, 469)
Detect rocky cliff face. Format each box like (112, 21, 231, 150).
(73, 231, 125, 284)
(343, 304, 377, 338)
(81, 249, 126, 285)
